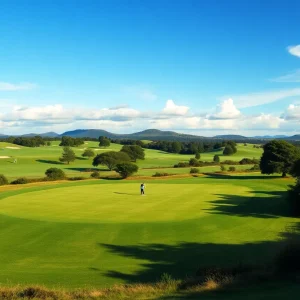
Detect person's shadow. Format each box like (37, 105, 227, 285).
(113, 192, 137, 196)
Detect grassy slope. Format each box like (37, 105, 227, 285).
(0, 142, 262, 180)
(0, 176, 297, 288)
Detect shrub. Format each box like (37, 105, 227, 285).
(0, 174, 8, 186)
(174, 162, 189, 168)
(90, 171, 100, 178)
(11, 177, 29, 184)
(239, 158, 260, 165)
(153, 172, 170, 177)
(189, 158, 200, 166)
(68, 176, 85, 181)
(190, 168, 200, 174)
(82, 149, 95, 158)
(220, 165, 226, 172)
(45, 168, 65, 180)
(213, 155, 220, 163)
(115, 162, 138, 178)
(249, 164, 260, 171)
(195, 152, 200, 160)
(228, 166, 236, 172)
(221, 160, 239, 165)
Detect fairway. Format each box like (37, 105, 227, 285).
(0, 183, 251, 223)
(0, 176, 298, 288)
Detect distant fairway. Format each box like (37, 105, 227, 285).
(0, 175, 297, 288)
(0, 142, 263, 180)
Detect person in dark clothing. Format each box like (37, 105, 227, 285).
(140, 183, 145, 195)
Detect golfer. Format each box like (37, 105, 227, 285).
(140, 183, 145, 195)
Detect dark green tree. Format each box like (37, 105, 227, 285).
(189, 158, 199, 166)
(93, 151, 130, 170)
(59, 147, 76, 164)
(120, 145, 145, 162)
(99, 136, 111, 148)
(260, 140, 300, 177)
(45, 168, 65, 180)
(115, 162, 138, 178)
(171, 141, 182, 153)
(213, 155, 220, 163)
(195, 152, 200, 160)
(223, 145, 234, 156)
(82, 149, 95, 158)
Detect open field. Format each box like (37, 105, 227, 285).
(0, 175, 297, 289)
(0, 142, 262, 180)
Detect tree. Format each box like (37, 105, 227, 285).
(171, 141, 182, 153)
(260, 140, 300, 177)
(45, 168, 65, 180)
(60, 136, 84, 147)
(115, 162, 138, 178)
(0, 174, 8, 185)
(195, 152, 200, 160)
(82, 149, 95, 158)
(189, 158, 199, 166)
(120, 145, 145, 162)
(93, 151, 130, 170)
(223, 145, 234, 156)
(99, 136, 110, 148)
(213, 155, 220, 163)
(220, 165, 226, 172)
(59, 147, 76, 164)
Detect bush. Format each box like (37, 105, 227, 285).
(174, 162, 189, 168)
(239, 158, 260, 165)
(220, 165, 226, 172)
(249, 164, 260, 171)
(189, 158, 200, 166)
(68, 176, 85, 181)
(228, 166, 236, 172)
(213, 155, 220, 163)
(90, 171, 100, 178)
(153, 172, 170, 177)
(45, 168, 65, 180)
(190, 168, 200, 174)
(0, 174, 8, 186)
(11, 177, 29, 184)
(115, 162, 138, 178)
(221, 160, 239, 165)
(195, 152, 200, 160)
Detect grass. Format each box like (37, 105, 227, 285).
(0, 175, 297, 289)
(0, 142, 262, 180)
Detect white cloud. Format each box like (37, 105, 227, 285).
(162, 99, 189, 116)
(209, 98, 241, 119)
(288, 45, 300, 58)
(271, 69, 300, 83)
(222, 88, 300, 108)
(282, 104, 300, 120)
(0, 82, 37, 91)
(0, 101, 298, 135)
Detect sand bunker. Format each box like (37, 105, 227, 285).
(0, 156, 10, 159)
(6, 147, 20, 149)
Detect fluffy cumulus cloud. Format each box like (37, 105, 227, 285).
(209, 98, 241, 120)
(0, 82, 37, 91)
(0, 100, 299, 135)
(162, 99, 189, 116)
(282, 104, 300, 121)
(288, 45, 300, 58)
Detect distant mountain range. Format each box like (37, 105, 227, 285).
(0, 129, 300, 141)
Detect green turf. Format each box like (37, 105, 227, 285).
(0, 175, 297, 288)
(0, 142, 262, 180)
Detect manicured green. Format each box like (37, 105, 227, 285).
(0, 175, 296, 288)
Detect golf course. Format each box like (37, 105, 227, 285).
(0, 140, 299, 297)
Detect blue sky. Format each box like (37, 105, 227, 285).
(1, 0, 300, 135)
